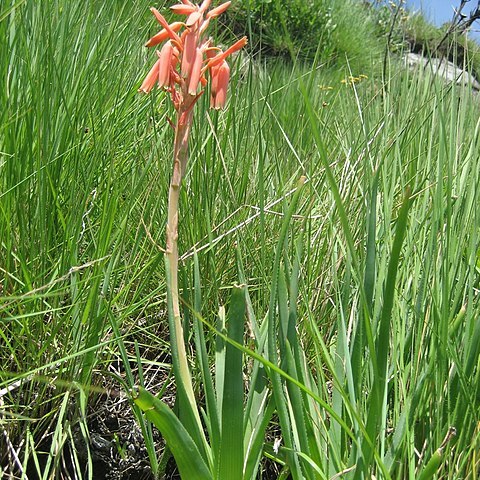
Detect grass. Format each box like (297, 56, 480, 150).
(1, 0, 479, 478)
(225, 0, 383, 73)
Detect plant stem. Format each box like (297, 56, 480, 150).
(166, 93, 197, 408)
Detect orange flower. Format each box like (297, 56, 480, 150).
(170, 4, 197, 15)
(139, 1, 246, 110)
(188, 48, 204, 95)
(206, 1, 231, 18)
(181, 29, 198, 78)
(138, 58, 161, 93)
(145, 22, 183, 48)
(157, 41, 175, 88)
(206, 37, 247, 69)
(150, 8, 182, 45)
(199, 0, 212, 12)
(210, 60, 230, 109)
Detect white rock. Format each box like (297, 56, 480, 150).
(404, 52, 480, 91)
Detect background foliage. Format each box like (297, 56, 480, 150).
(224, 0, 383, 71)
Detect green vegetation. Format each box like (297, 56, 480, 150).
(1, 0, 479, 479)
(371, 0, 480, 75)
(225, 0, 382, 69)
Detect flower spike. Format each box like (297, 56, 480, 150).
(140, 2, 246, 109)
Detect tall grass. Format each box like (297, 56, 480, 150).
(1, 0, 479, 478)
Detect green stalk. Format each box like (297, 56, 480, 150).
(165, 103, 195, 406)
(165, 91, 210, 460)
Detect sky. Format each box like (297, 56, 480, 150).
(404, 0, 480, 40)
(406, 0, 462, 25)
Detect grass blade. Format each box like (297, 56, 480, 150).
(357, 187, 412, 477)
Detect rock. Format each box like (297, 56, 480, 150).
(404, 52, 480, 91)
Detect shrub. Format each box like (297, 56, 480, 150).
(225, 0, 382, 71)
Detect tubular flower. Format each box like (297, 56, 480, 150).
(139, 58, 162, 93)
(188, 48, 204, 95)
(157, 41, 175, 88)
(170, 4, 197, 15)
(206, 1, 231, 18)
(206, 36, 248, 68)
(210, 60, 230, 109)
(139, 1, 247, 111)
(145, 22, 183, 47)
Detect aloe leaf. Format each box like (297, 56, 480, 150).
(243, 312, 270, 478)
(193, 252, 220, 456)
(190, 307, 358, 450)
(132, 387, 212, 480)
(165, 255, 210, 463)
(217, 284, 246, 480)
